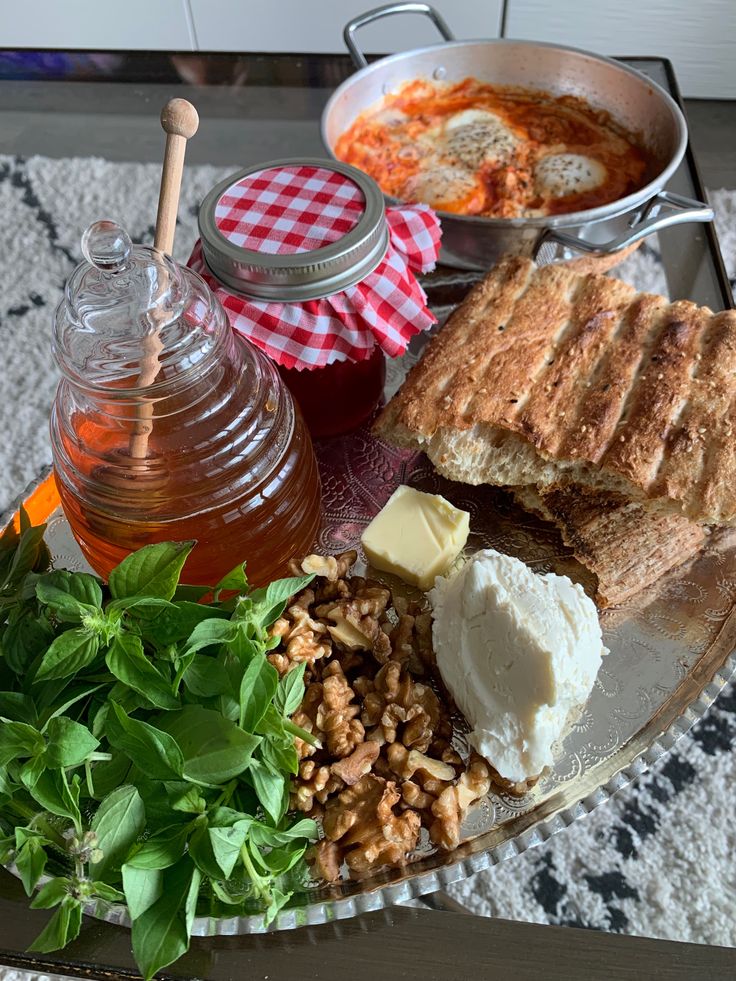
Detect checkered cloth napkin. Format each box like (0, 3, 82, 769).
(187, 164, 441, 370)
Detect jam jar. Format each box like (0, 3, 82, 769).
(50, 220, 321, 586)
(188, 159, 440, 438)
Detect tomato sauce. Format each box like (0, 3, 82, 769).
(335, 78, 649, 219)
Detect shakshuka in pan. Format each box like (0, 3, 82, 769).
(334, 78, 649, 219)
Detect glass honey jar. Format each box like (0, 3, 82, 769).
(50, 220, 321, 586)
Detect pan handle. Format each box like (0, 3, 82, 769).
(344, 3, 455, 69)
(533, 191, 714, 265)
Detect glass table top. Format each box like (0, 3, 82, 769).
(0, 47, 732, 979)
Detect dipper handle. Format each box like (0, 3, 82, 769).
(154, 98, 199, 255)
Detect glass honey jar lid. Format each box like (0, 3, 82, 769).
(54, 219, 222, 391)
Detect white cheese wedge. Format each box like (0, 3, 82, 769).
(430, 549, 606, 784)
(361, 485, 470, 591)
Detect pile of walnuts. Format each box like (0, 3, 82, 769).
(270, 551, 491, 882)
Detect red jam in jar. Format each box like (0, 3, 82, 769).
(189, 159, 439, 439)
(278, 346, 386, 437)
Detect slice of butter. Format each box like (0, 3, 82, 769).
(361, 485, 470, 591)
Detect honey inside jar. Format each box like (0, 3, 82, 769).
(50, 221, 321, 586)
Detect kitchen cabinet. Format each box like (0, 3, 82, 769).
(0, 0, 733, 97)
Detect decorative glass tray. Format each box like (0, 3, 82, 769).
(6, 327, 736, 936)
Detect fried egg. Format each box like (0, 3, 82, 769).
(403, 163, 485, 214)
(444, 109, 519, 169)
(534, 153, 607, 198)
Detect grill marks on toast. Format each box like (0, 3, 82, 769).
(463, 264, 580, 427)
(691, 313, 736, 522)
(559, 294, 668, 465)
(601, 301, 705, 493)
(517, 275, 635, 456)
(513, 483, 706, 607)
(400, 257, 534, 427)
(376, 257, 736, 524)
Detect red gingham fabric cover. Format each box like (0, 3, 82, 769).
(187, 164, 441, 370)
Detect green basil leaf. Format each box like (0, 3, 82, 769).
(256, 840, 306, 876)
(44, 716, 99, 768)
(239, 656, 278, 732)
(14, 835, 47, 895)
(184, 618, 238, 654)
(19, 754, 46, 790)
(38, 682, 104, 733)
(90, 785, 146, 880)
(248, 758, 289, 825)
(264, 885, 291, 927)
(0, 720, 44, 765)
(173, 584, 210, 602)
(264, 575, 314, 611)
(7, 524, 47, 584)
(261, 734, 299, 776)
(0, 834, 15, 864)
(107, 596, 176, 616)
(106, 682, 149, 717)
(248, 817, 318, 848)
(255, 703, 284, 737)
(187, 825, 222, 880)
(156, 706, 261, 785)
(183, 655, 232, 699)
(2, 609, 53, 675)
(210, 878, 249, 906)
(34, 628, 99, 683)
(184, 866, 201, 936)
(122, 864, 163, 921)
(169, 784, 208, 815)
(214, 691, 241, 723)
(30, 876, 69, 909)
(127, 826, 189, 870)
(208, 806, 253, 830)
(273, 662, 307, 717)
(91, 881, 126, 903)
(89, 751, 131, 801)
(226, 629, 260, 661)
(208, 825, 248, 879)
(106, 701, 184, 781)
(108, 541, 195, 602)
(36, 569, 102, 620)
(28, 895, 82, 953)
(131, 857, 197, 981)
(141, 600, 229, 648)
(24, 769, 81, 825)
(214, 563, 248, 596)
(105, 634, 179, 711)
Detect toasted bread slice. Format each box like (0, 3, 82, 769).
(513, 483, 706, 607)
(375, 257, 736, 525)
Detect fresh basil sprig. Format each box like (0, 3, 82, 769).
(0, 518, 317, 979)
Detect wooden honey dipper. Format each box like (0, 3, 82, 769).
(128, 97, 200, 460)
(89, 99, 199, 505)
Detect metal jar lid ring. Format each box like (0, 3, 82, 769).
(198, 157, 389, 302)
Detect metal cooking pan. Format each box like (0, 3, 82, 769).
(321, 2, 713, 270)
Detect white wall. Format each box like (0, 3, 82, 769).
(1, 0, 734, 97)
(190, 1, 503, 54)
(506, 0, 736, 99)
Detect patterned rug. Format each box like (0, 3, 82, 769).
(0, 153, 735, 947)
